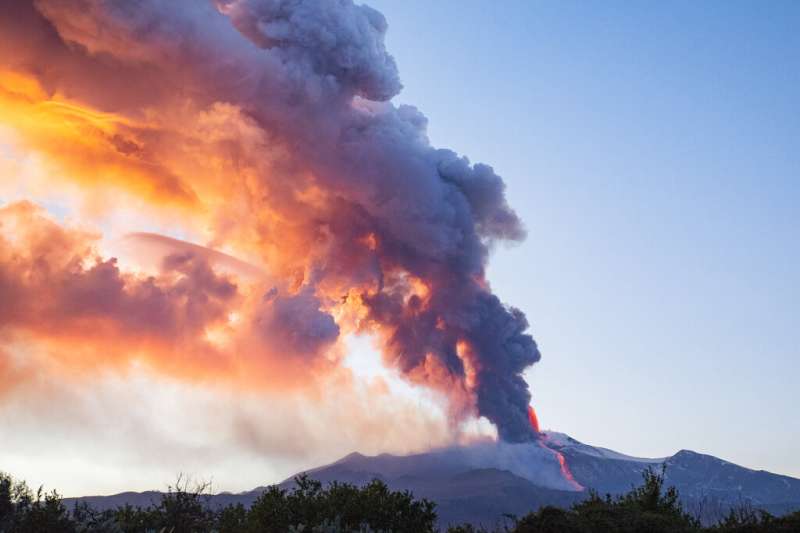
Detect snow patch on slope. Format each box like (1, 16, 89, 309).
(541, 431, 666, 463)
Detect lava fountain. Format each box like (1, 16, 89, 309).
(527, 405, 541, 433)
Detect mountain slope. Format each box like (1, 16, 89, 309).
(62, 433, 800, 527)
(545, 433, 800, 522)
(278, 454, 584, 528)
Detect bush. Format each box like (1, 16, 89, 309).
(0, 473, 75, 533)
(513, 467, 699, 533)
(245, 475, 436, 533)
(1, 468, 798, 532)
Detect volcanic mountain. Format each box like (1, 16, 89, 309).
(64, 432, 800, 528)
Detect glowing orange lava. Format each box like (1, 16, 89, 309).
(530, 404, 584, 491)
(553, 449, 583, 491)
(527, 405, 541, 433)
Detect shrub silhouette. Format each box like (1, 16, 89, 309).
(0, 473, 74, 533)
(509, 467, 800, 533)
(1, 468, 798, 532)
(245, 475, 436, 533)
(512, 467, 699, 533)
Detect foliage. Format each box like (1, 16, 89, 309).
(513, 467, 698, 533)
(510, 467, 800, 533)
(1, 468, 798, 532)
(245, 475, 436, 533)
(0, 472, 75, 533)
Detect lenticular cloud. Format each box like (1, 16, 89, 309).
(0, 0, 541, 443)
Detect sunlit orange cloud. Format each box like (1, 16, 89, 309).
(0, 66, 487, 446)
(0, 0, 540, 448)
(0, 66, 300, 272)
(0, 202, 346, 394)
(0, 71, 196, 206)
(0, 69, 347, 297)
(0, 348, 31, 400)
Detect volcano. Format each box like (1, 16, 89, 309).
(64, 432, 800, 528)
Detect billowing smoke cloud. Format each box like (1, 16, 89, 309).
(0, 202, 240, 374)
(0, 0, 541, 443)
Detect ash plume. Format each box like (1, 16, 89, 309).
(0, 0, 542, 443)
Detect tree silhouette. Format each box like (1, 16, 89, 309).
(1, 468, 799, 532)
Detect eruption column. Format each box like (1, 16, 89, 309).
(0, 0, 547, 447)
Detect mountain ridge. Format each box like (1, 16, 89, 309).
(62, 433, 800, 527)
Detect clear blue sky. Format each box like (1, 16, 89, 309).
(367, 0, 799, 475)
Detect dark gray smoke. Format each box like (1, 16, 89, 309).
(3, 0, 543, 442)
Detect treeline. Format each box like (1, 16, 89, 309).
(2, 469, 798, 533)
